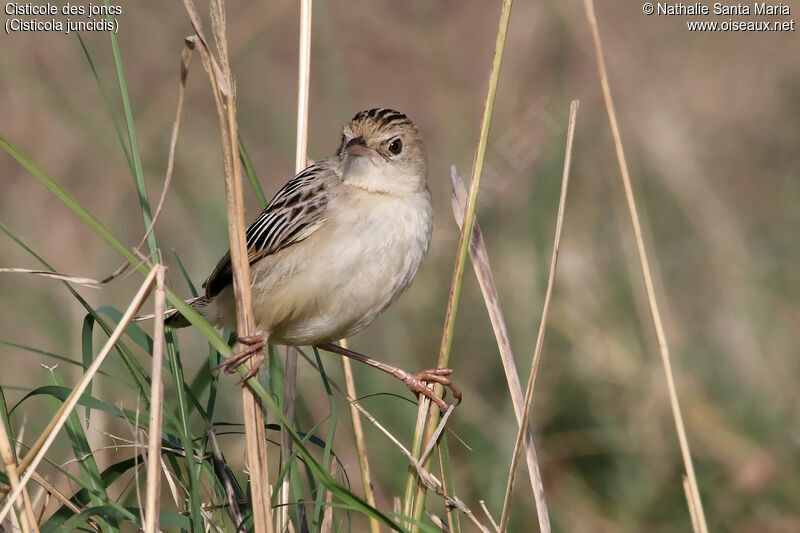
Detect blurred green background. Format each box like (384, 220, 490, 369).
(1, 1, 798, 531)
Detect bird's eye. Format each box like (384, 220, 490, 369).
(388, 138, 403, 155)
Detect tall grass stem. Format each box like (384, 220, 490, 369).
(498, 100, 579, 532)
(144, 266, 166, 533)
(406, 0, 515, 527)
(583, 1, 708, 530)
(449, 167, 550, 531)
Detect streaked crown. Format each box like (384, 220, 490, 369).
(338, 108, 422, 159)
(336, 108, 427, 195)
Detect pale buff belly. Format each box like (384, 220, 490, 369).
(238, 196, 430, 345)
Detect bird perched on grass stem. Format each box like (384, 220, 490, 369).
(166, 108, 460, 411)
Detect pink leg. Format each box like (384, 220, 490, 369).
(316, 343, 462, 412)
(213, 334, 267, 383)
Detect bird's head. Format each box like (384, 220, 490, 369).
(337, 108, 427, 196)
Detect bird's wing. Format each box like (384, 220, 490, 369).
(203, 163, 331, 298)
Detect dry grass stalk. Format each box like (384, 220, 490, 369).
(159, 457, 183, 512)
(449, 167, 549, 529)
(0, 407, 37, 533)
(32, 494, 45, 530)
(280, 2, 313, 529)
(0, 269, 100, 288)
(683, 475, 701, 533)
(436, 446, 459, 533)
(426, 512, 446, 531)
(498, 100, 579, 532)
(404, 0, 512, 532)
(583, 1, 708, 530)
(294, 0, 312, 174)
(207, 430, 244, 529)
(180, 1, 273, 530)
(0, 266, 158, 524)
(341, 354, 380, 533)
(28, 472, 100, 532)
(406, 0, 516, 526)
(129, 403, 146, 527)
(479, 501, 500, 533)
(279, 347, 296, 532)
(144, 266, 167, 533)
(319, 460, 336, 533)
(419, 406, 455, 466)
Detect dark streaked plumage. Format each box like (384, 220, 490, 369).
(203, 163, 329, 298)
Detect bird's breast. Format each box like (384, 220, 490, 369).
(255, 189, 432, 345)
(330, 189, 432, 311)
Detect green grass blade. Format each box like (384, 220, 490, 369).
(7, 382, 188, 442)
(74, 32, 133, 174)
(80, 309, 150, 409)
(96, 306, 153, 354)
(102, 0, 156, 257)
(239, 137, 267, 209)
(172, 250, 199, 298)
(0, 388, 13, 491)
(0, 139, 136, 264)
(46, 367, 115, 532)
(0, 340, 115, 378)
(81, 313, 97, 424)
(312, 347, 339, 529)
(0, 388, 15, 462)
(271, 414, 331, 507)
(95, 305, 208, 421)
(11, 385, 124, 419)
(49, 506, 128, 533)
(173, 249, 226, 422)
(165, 335, 204, 532)
(25, 454, 138, 530)
(437, 434, 460, 533)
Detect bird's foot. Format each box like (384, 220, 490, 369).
(213, 334, 267, 384)
(399, 368, 462, 412)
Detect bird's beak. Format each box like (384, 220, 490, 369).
(344, 136, 375, 158)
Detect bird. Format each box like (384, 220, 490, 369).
(166, 108, 460, 411)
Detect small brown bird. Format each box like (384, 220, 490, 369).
(167, 108, 459, 410)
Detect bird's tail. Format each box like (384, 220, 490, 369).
(134, 296, 211, 328)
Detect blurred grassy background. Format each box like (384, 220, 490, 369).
(2, 1, 799, 531)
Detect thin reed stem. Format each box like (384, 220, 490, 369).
(184, 0, 274, 529)
(103, 0, 157, 259)
(0, 407, 36, 533)
(295, 0, 312, 173)
(280, 1, 312, 529)
(341, 354, 381, 533)
(28, 471, 100, 532)
(405, 0, 515, 527)
(583, 1, 708, 530)
(144, 266, 166, 533)
(499, 100, 579, 532)
(450, 167, 549, 531)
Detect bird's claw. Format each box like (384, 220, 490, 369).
(212, 335, 267, 384)
(403, 368, 462, 412)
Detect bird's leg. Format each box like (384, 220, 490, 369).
(213, 334, 267, 383)
(315, 342, 461, 412)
